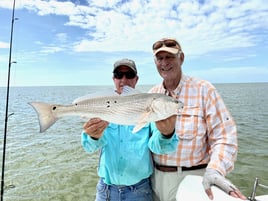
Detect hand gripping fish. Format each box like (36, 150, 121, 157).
(29, 87, 183, 133)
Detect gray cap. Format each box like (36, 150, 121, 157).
(113, 58, 137, 74)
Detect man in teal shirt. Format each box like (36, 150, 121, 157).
(81, 58, 178, 201)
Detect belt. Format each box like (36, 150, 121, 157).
(155, 164, 207, 172)
(100, 177, 150, 189)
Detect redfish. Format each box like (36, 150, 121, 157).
(29, 87, 183, 133)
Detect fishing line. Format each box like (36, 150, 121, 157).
(1, 0, 18, 200)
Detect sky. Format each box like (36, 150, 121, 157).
(0, 0, 267, 87)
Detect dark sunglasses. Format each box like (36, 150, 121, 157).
(152, 39, 179, 50)
(113, 71, 136, 79)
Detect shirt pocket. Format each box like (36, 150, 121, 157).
(177, 107, 205, 140)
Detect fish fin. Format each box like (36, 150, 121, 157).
(132, 122, 148, 133)
(72, 88, 118, 104)
(132, 109, 152, 133)
(121, 86, 141, 96)
(28, 102, 58, 133)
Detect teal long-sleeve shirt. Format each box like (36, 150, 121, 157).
(81, 122, 178, 186)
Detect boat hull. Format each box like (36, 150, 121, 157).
(176, 175, 268, 201)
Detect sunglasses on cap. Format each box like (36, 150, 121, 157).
(113, 70, 136, 79)
(152, 39, 180, 50)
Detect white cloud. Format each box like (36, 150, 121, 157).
(189, 66, 268, 83)
(56, 33, 68, 43)
(40, 46, 64, 53)
(0, 41, 9, 48)
(0, 0, 266, 55)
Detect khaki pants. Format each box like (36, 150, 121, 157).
(151, 167, 206, 201)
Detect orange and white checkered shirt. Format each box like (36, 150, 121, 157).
(149, 74, 238, 176)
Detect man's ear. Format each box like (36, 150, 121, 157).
(180, 52, 185, 63)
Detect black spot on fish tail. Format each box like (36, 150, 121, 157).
(52, 106, 57, 110)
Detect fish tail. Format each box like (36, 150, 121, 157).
(28, 102, 58, 133)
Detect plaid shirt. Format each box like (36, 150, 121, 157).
(149, 74, 238, 176)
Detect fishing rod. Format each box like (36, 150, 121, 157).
(1, 0, 17, 200)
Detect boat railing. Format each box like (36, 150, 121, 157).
(248, 178, 268, 201)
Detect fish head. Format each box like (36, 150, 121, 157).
(151, 94, 184, 119)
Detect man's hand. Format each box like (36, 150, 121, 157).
(155, 115, 177, 136)
(83, 118, 108, 140)
(202, 168, 247, 200)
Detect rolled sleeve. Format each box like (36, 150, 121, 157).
(148, 123, 178, 154)
(81, 131, 105, 153)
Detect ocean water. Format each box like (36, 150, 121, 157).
(0, 83, 267, 201)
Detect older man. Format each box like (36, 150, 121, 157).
(149, 38, 247, 201)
